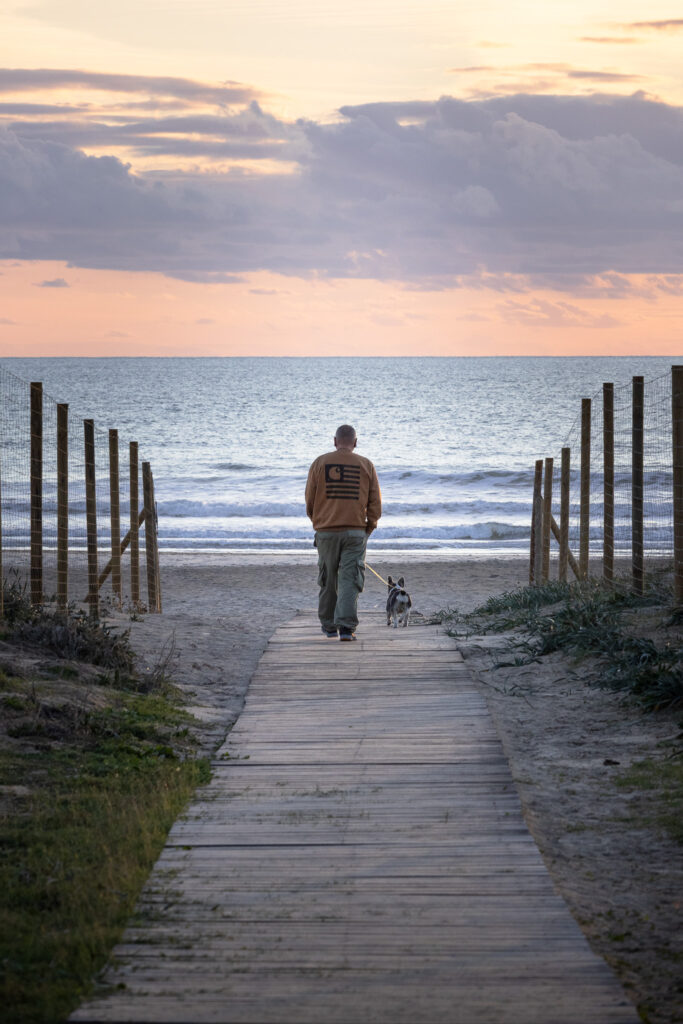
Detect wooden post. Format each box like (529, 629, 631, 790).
(673, 367, 683, 604)
(142, 461, 160, 612)
(532, 459, 543, 585)
(130, 441, 140, 607)
(83, 419, 99, 618)
(603, 383, 614, 585)
(559, 447, 570, 583)
(542, 457, 553, 582)
(109, 428, 122, 607)
(579, 398, 591, 579)
(0, 448, 3, 618)
(551, 517, 581, 580)
(30, 382, 43, 606)
(632, 376, 644, 596)
(150, 466, 162, 612)
(57, 403, 69, 609)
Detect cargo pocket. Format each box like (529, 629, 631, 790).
(355, 562, 366, 592)
(318, 564, 327, 588)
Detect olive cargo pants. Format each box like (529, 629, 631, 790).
(315, 529, 367, 632)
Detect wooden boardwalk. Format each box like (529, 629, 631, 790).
(72, 612, 637, 1024)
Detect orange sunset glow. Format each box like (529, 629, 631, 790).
(1, 1, 683, 355)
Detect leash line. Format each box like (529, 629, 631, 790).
(365, 561, 390, 587)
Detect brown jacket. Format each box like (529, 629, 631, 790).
(305, 449, 382, 533)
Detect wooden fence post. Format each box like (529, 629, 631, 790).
(142, 461, 160, 612)
(579, 398, 591, 579)
(532, 459, 543, 585)
(603, 383, 614, 585)
(83, 419, 99, 618)
(57, 403, 69, 609)
(30, 382, 43, 605)
(0, 448, 3, 618)
(632, 376, 645, 596)
(109, 428, 122, 607)
(559, 447, 570, 583)
(673, 366, 683, 604)
(542, 457, 553, 582)
(130, 441, 140, 607)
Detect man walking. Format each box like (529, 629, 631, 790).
(305, 425, 382, 641)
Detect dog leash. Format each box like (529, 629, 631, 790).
(365, 561, 391, 587)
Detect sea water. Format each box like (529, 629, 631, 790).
(2, 356, 677, 556)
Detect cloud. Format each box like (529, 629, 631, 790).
(627, 20, 683, 31)
(1, 87, 683, 283)
(195, 317, 214, 324)
(0, 316, 17, 324)
(106, 330, 130, 337)
(0, 69, 259, 106)
(497, 297, 622, 328)
(580, 37, 640, 45)
(36, 277, 69, 287)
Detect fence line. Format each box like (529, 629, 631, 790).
(529, 365, 683, 598)
(0, 365, 161, 616)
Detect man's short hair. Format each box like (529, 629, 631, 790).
(335, 424, 357, 444)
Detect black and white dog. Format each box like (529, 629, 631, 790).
(386, 576, 412, 628)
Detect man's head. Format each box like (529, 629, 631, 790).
(334, 424, 357, 451)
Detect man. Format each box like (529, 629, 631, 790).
(305, 424, 382, 641)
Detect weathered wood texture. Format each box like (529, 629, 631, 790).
(72, 612, 637, 1024)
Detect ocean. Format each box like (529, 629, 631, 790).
(3, 356, 678, 557)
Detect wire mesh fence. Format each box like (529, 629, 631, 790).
(0, 365, 160, 616)
(530, 365, 683, 597)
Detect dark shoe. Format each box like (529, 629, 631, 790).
(321, 626, 337, 638)
(339, 628, 356, 642)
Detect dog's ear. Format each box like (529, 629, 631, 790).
(387, 575, 394, 588)
(397, 576, 405, 588)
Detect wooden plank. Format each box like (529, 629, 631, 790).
(71, 611, 638, 1024)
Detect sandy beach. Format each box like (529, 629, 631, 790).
(111, 552, 681, 1023)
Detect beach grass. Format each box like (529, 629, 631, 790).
(442, 574, 683, 712)
(0, 583, 211, 1023)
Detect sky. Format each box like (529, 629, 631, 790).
(1, 1, 683, 356)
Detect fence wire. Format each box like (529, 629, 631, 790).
(1, 364, 152, 611)
(550, 371, 673, 577)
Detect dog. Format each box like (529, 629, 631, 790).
(386, 575, 412, 628)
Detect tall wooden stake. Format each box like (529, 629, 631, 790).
(84, 419, 99, 619)
(579, 398, 591, 579)
(542, 457, 553, 582)
(57, 403, 69, 609)
(30, 382, 43, 605)
(109, 428, 122, 607)
(632, 376, 645, 596)
(603, 383, 614, 584)
(130, 442, 140, 607)
(673, 366, 683, 604)
(142, 461, 160, 612)
(559, 447, 570, 583)
(532, 459, 543, 585)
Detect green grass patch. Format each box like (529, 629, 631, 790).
(616, 756, 683, 845)
(0, 743, 210, 1023)
(0, 574, 212, 1023)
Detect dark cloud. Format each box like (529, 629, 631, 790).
(1, 89, 683, 284)
(36, 277, 69, 287)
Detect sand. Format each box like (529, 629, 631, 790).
(115, 553, 680, 1024)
